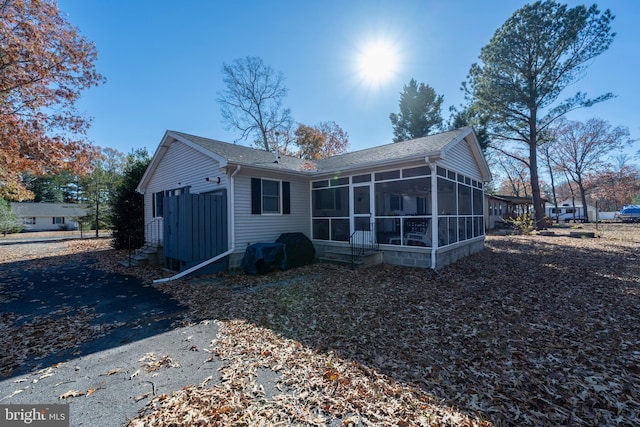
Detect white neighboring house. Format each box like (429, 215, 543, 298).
(11, 203, 89, 231)
(545, 199, 596, 222)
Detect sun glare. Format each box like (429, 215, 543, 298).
(357, 40, 399, 86)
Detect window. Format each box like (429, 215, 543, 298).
(23, 217, 36, 225)
(251, 178, 290, 215)
(375, 178, 430, 216)
(153, 192, 164, 218)
(389, 194, 403, 211)
(403, 165, 431, 178)
(312, 179, 349, 240)
(262, 180, 280, 213)
(473, 188, 483, 215)
(433, 167, 485, 246)
(352, 174, 371, 183)
(330, 177, 349, 186)
(53, 217, 65, 224)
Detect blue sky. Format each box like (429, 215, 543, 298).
(58, 0, 639, 162)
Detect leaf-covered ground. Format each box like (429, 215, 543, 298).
(2, 224, 639, 426)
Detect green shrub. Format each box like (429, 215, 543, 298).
(0, 199, 23, 235)
(504, 213, 535, 235)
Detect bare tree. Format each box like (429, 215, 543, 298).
(586, 155, 640, 211)
(550, 118, 633, 222)
(496, 151, 531, 197)
(217, 56, 293, 151)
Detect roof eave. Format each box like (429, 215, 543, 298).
(136, 130, 173, 194)
(136, 130, 230, 194)
(314, 153, 436, 177)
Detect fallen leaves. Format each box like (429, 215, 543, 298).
(59, 389, 84, 399)
(3, 224, 640, 425)
(136, 223, 640, 426)
(129, 319, 487, 426)
(0, 305, 120, 376)
(139, 353, 180, 372)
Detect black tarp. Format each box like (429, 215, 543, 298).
(275, 232, 315, 268)
(241, 243, 287, 275)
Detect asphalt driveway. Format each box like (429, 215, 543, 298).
(0, 242, 226, 426)
(0, 253, 187, 377)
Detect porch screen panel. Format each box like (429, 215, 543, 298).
(375, 176, 432, 247)
(435, 166, 485, 247)
(312, 187, 348, 217)
(437, 178, 456, 215)
(312, 184, 349, 241)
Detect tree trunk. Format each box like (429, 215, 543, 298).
(577, 175, 590, 223)
(543, 147, 559, 223)
(528, 120, 546, 229)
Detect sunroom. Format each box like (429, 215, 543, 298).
(310, 127, 491, 269)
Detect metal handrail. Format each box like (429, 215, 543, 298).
(145, 218, 162, 246)
(349, 222, 378, 268)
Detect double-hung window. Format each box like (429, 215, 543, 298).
(251, 178, 290, 215)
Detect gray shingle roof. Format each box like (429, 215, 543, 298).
(171, 131, 309, 172)
(11, 203, 90, 217)
(170, 127, 472, 174)
(315, 127, 469, 171)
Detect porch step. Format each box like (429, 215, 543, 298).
(119, 245, 163, 268)
(320, 248, 382, 269)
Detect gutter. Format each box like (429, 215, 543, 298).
(153, 165, 241, 284)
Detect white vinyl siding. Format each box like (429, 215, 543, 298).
(233, 171, 310, 253)
(143, 141, 227, 245)
(439, 137, 483, 182)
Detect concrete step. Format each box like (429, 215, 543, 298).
(131, 254, 149, 266)
(320, 248, 382, 269)
(119, 258, 139, 267)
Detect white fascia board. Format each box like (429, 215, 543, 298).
(136, 131, 230, 194)
(136, 130, 173, 194)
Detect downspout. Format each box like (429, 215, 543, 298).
(427, 159, 438, 269)
(153, 165, 241, 284)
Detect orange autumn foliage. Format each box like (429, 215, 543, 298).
(0, 0, 105, 200)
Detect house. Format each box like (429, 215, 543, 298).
(485, 194, 537, 229)
(11, 202, 89, 231)
(545, 199, 596, 222)
(136, 127, 492, 277)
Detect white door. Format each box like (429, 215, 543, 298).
(352, 184, 374, 239)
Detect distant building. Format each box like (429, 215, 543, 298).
(545, 199, 596, 222)
(11, 203, 90, 231)
(485, 195, 536, 229)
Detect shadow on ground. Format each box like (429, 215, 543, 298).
(167, 232, 640, 425)
(0, 255, 187, 378)
(1, 230, 639, 425)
